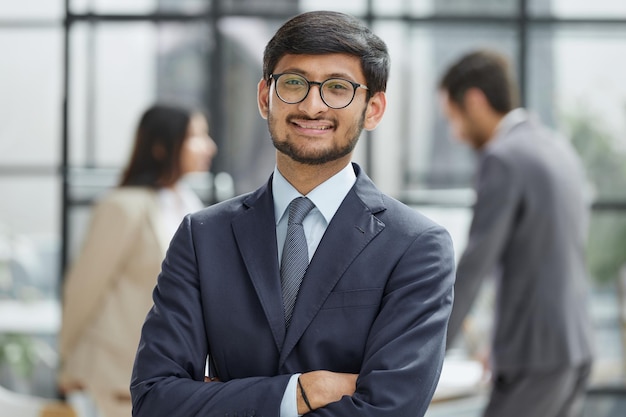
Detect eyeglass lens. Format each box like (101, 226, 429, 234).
(274, 74, 356, 109)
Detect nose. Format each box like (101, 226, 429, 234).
(205, 135, 218, 158)
(297, 83, 329, 116)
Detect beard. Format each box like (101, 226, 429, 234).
(467, 126, 491, 150)
(268, 109, 366, 165)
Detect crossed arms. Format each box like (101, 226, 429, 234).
(131, 213, 455, 417)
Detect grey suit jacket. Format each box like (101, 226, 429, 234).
(446, 110, 594, 373)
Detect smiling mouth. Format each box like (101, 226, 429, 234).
(292, 121, 334, 131)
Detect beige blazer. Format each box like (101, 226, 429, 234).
(59, 187, 171, 394)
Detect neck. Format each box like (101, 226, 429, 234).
(276, 154, 351, 195)
(476, 111, 506, 149)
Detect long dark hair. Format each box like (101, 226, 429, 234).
(119, 104, 193, 188)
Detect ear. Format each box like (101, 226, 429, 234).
(257, 78, 270, 119)
(363, 91, 387, 131)
(463, 87, 489, 112)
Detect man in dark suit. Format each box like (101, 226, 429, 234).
(439, 50, 594, 417)
(130, 11, 456, 417)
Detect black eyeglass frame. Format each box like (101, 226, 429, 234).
(269, 73, 369, 109)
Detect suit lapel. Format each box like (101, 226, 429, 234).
(231, 181, 286, 351)
(279, 169, 386, 367)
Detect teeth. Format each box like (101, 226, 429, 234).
(296, 122, 331, 130)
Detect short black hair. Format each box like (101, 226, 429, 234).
(439, 49, 519, 113)
(263, 10, 390, 95)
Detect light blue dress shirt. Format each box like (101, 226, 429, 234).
(274, 163, 356, 417)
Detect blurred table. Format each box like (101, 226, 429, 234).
(433, 356, 485, 402)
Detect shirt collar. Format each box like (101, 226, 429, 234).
(273, 163, 357, 225)
(494, 108, 528, 139)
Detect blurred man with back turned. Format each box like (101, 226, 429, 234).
(130, 11, 455, 417)
(439, 49, 594, 417)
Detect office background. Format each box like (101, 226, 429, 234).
(1, 0, 625, 412)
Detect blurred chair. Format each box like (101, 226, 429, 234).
(0, 384, 76, 417)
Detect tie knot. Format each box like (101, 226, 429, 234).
(287, 197, 315, 225)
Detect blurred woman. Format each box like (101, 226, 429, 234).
(58, 104, 217, 417)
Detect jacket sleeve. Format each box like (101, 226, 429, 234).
(130, 215, 292, 417)
(446, 154, 519, 346)
(317, 225, 456, 417)
(60, 194, 142, 364)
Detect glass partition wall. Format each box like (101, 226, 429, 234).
(1, 0, 625, 406)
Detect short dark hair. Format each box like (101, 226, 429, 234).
(119, 104, 194, 188)
(439, 50, 519, 114)
(262, 10, 390, 95)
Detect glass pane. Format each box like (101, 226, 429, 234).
(0, 28, 62, 166)
(221, 0, 298, 14)
(586, 210, 626, 384)
(374, 0, 518, 17)
(372, 22, 518, 198)
(0, 176, 59, 241)
(373, 0, 432, 17)
(529, 0, 626, 19)
(527, 25, 626, 201)
(66, 203, 97, 264)
(0, 175, 61, 398)
(158, 0, 210, 12)
(300, 0, 367, 15)
(70, 0, 209, 14)
(0, 176, 60, 295)
(434, 0, 517, 16)
(69, 22, 157, 168)
(216, 17, 277, 194)
(0, 1, 63, 19)
(69, 21, 212, 168)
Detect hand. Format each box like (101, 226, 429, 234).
(58, 380, 85, 394)
(297, 371, 358, 414)
(475, 347, 491, 384)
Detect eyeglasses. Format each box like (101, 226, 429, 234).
(269, 73, 369, 109)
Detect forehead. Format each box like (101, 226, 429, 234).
(189, 113, 208, 131)
(274, 53, 365, 82)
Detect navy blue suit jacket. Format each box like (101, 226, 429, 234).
(131, 164, 455, 417)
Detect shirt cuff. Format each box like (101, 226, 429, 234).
(280, 373, 302, 417)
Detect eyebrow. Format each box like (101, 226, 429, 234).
(279, 68, 359, 82)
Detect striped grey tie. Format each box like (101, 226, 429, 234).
(281, 197, 316, 327)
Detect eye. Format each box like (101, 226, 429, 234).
(282, 75, 307, 87)
(324, 79, 351, 91)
